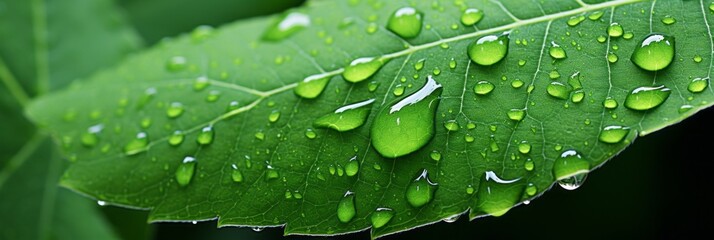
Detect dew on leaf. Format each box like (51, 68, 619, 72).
(693, 55, 703, 63)
(305, 128, 317, 139)
(623, 31, 634, 40)
(688, 77, 709, 93)
(607, 23, 624, 37)
(525, 183, 537, 196)
(268, 110, 281, 123)
(415, 58, 426, 71)
(467, 33, 509, 66)
(231, 164, 243, 183)
(460, 8, 483, 26)
(314, 99, 375, 132)
(370, 208, 394, 229)
(607, 52, 618, 63)
(386, 7, 423, 38)
(168, 130, 184, 146)
(474, 80, 495, 95)
(124, 132, 148, 155)
(546, 82, 570, 100)
(368, 81, 380, 92)
(631, 33, 675, 71)
(511, 79, 524, 88)
(393, 85, 405, 96)
(571, 90, 585, 103)
(552, 150, 589, 183)
(405, 169, 438, 208)
(166, 102, 184, 118)
(661, 15, 676, 25)
(624, 85, 671, 111)
(443, 120, 460, 131)
(193, 76, 210, 91)
(588, 11, 604, 20)
(507, 109, 525, 122)
(603, 97, 618, 109)
(166, 56, 187, 72)
(599, 125, 630, 144)
(518, 141, 531, 154)
(345, 156, 360, 177)
(206, 90, 221, 102)
(266, 165, 280, 180)
(337, 191, 356, 223)
(295, 74, 331, 99)
(262, 12, 311, 41)
(567, 15, 585, 26)
(549, 42, 567, 59)
(475, 171, 523, 217)
(176, 156, 197, 187)
(524, 158, 534, 171)
(196, 126, 215, 145)
(449, 58, 457, 69)
(343, 57, 386, 83)
(430, 150, 441, 161)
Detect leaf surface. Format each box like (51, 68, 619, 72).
(27, 0, 714, 238)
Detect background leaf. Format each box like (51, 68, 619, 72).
(25, 0, 703, 238)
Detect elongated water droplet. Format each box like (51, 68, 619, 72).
(168, 130, 184, 146)
(553, 150, 589, 182)
(337, 191, 356, 223)
(124, 132, 148, 155)
(567, 15, 585, 26)
(467, 33, 509, 66)
(176, 156, 197, 186)
(507, 109, 525, 122)
(314, 99, 374, 132)
(166, 102, 184, 118)
(371, 76, 442, 158)
(265, 165, 279, 180)
(449, 58, 457, 69)
(624, 85, 671, 111)
(430, 150, 441, 161)
(368, 81, 380, 92)
(343, 57, 386, 83)
(197, 126, 214, 145)
(387, 7, 423, 38)
(631, 33, 675, 71)
(549, 42, 567, 59)
(461, 8, 483, 26)
(268, 110, 281, 123)
(206, 90, 221, 102)
(607, 23, 623, 37)
(370, 208, 394, 229)
(414, 58, 426, 70)
(231, 164, 243, 183)
(547, 82, 570, 100)
(558, 172, 588, 190)
(599, 126, 630, 144)
(443, 120, 459, 131)
(475, 171, 523, 217)
(474, 80, 495, 95)
(193, 76, 210, 91)
(262, 12, 311, 41)
(295, 74, 331, 99)
(589, 11, 604, 20)
(166, 56, 187, 72)
(688, 77, 709, 93)
(345, 156, 360, 177)
(405, 169, 438, 208)
(661, 15, 676, 25)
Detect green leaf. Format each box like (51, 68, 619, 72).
(26, 0, 714, 238)
(0, 0, 144, 239)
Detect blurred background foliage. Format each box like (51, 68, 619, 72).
(1, 0, 710, 239)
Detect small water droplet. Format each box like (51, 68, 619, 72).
(511, 79, 524, 89)
(262, 12, 311, 41)
(547, 82, 570, 100)
(661, 15, 676, 25)
(549, 41, 567, 59)
(370, 208, 394, 229)
(567, 15, 585, 26)
(442, 214, 460, 223)
(368, 81, 380, 92)
(406, 169, 438, 208)
(588, 11, 604, 20)
(124, 132, 148, 155)
(371, 76, 442, 158)
(305, 128, 317, 139)
(254, 132, 265, 140)
(464, 134, 475, 143)
(166, 56, 187, 72)
(558, 172, 588, 190)
(393, 85, 405, 96)
(295, 74, 331, 99)
(524, 158, 534, 171)
(461, 8, 483, 26)
(552, 150, 589, 187)
(679, 105, 694, 113)
(607, 23, 623, 37)
(251, 227, 264, 232)
(449, 58, 457, 69)
(432, 67, 441, 76)
(688, 77, 709, 93)
(623, 31, 634, 40)
(268, 110, 281, 123)
(226, 101, 240, 112)
(190, 25, 214, 43)
(624, 85, 671, 111)
(571, 90, 585, 103)
(474, 80, 495, 95)
(345, 156, 360, 177)
(507, 109, 526, 121)
(430, 150, 441, 161)
(231, 164, 243, 183)
(518, 141, 531, 154)
(490, 136, 499, 152)
(599, 125, 630, 144)
(467, 33, 509, 66)
(414, 58, 426, 71)
(343, 57, 386, 83)
(603, 97, 618, 109)
(387, 7, 423, 38)
(337, 191, 356, 223)
(631, 33, 675, 71)
(196, 126, 214, 145)
(166, 102, 184, 118)
(314, 99, 375, 132)
(443, 120, 460, 131)
(607, 52, 618, 63)
(206, 90, 221, 102)
(168, 130, 184, 146)
(193, 76, 210, 91)
(694, 55, 703, 63)
(176, 156, 197, 186)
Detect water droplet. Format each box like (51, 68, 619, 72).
(368, 81, 380, 92)
(251, 227, 264, 232)
(518, 59, 526, 66)
(337, 191, 356, 223)
(552, 150, 590, 184)
(524, 158, 534, 171)
(370, 208, 394, 229)
(631, 33, 675, 71)
(511, 79, 524, 89)
(607, 52, 618, 63)
(443, 120, 460, 131)
(461, 8, 483, 26)
(449, 58, 457, 69)
(623, 31, 634, 40)
(547, 82, 570, 100)
(387, 7, 423, 38)
(262, 12, 310, 41)
(688, 77, 709, 93)
(558, 172, 588, 190)
(475, 171, 523, 217)
(489, 136, 500, 152)
(305, 128, 317, 139)
(226, 101, 240, 112)
(549, 70, 561, 79)
(518, 142, 531, 154)
(507, 109, 525, 121)
(176, 156, 197, 186)
(464, 134, 475, 143)
(607, 23, 623, 37)
(661, 15, 676, 25)
(231, 164, 243, 183)
(371, 76, 442, 158)
(679, 105, 694, 113)
(474, 80, 495, 95)
(571, 90, 585, 103)
(265, 165, 280, 180)
(254, 132, 265, 140)
(81, 124, 103, 147)
(168, 130, 184, 146)
(430, 150, 441, 161)
(467, 33, 509, 66)
(295, 74, 330, 99)
(549, 41, 567, 59)
(710, 2, 714, 11)
(193, 76, 210, 91)
(393, 85, 405, 96)
(603, 97, 618, 109)
(588, 11, 604, 20)
(124, 132, 148, 155)
(599, 125, 630, 144)
(405, 169, 438, 208)
(343, 57, 386, 83)
(432, 67, 441, 76)
(345, 156, 360, 177)
(166, 56, 187, 72)
(314, 99, 375, 132)
(624, 85, 671, 111)
(414, 58, 426, 71)
(197, 126, 215, 145)
(443, 214, 460, 223)
(166, 102, 184, 118)
(694, 55, 703, 63)
(268, 110, 281, 123)
(206, 90, 221, 102)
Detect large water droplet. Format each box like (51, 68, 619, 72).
(405, 169, 438, 208)
(461, 8, 483, 26)
(467, 33, 509, 66)
(370, 208, 394, 229)
(552, 150, 589, 183)
(549, 41, 567, 59)
(631, 33, 675, 71)
(599, 125, 630, 144)
(124, 132, 148, 155)
(603, 97, 618, 109)
(337, 191, 356, 223)
(507, 109, 525, 122)
(371, 76, 442, 158)
(661, 15, 676, 25)
(547, 82, 570, 100)
(314, 99, 375, 132)
(295, 74, 331, 99)
(231, 164, 243, 183)
(343, 57, 386, 83)
(474, 80, 495, 95)
(197, 126, 215, 145)
(81, 124, 103, 147)
(475, 171, 523, 217)
(607, 23, 624, 37)
(176, 156, 197, 186)
(262, 12, 311, 41)
(688, 77, 709, 93)
(387, 7, 423, 38)
(624, 85, 671, 111)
